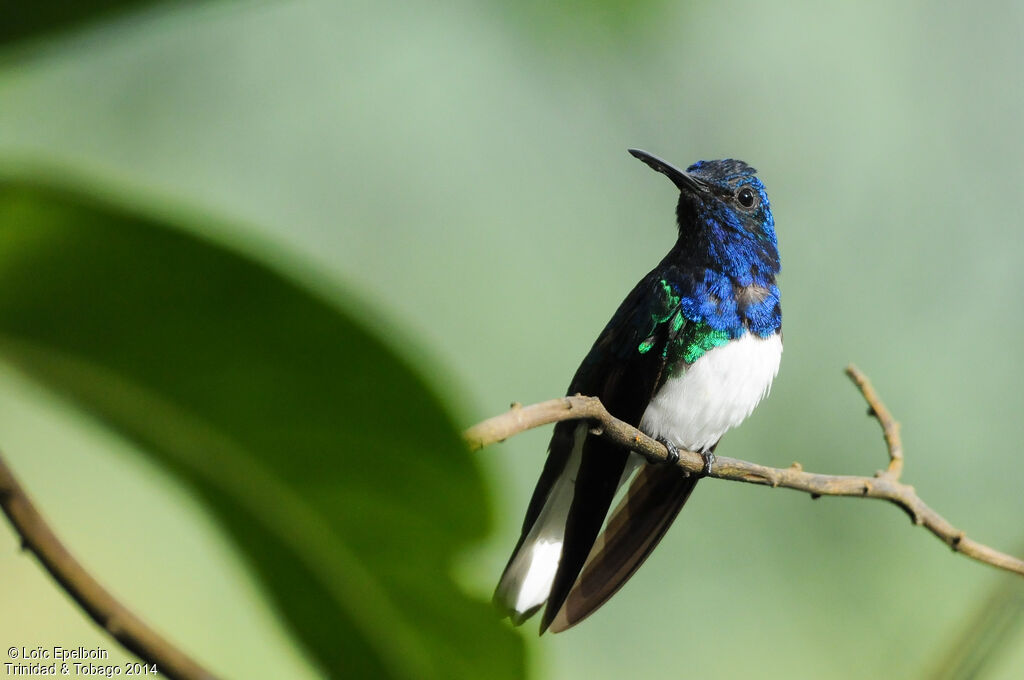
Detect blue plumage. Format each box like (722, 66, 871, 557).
(672, 271, 780, 339)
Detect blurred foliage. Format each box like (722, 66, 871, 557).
(0, 181, 523, 679)
(928, 560, 1024, 680)
(0, 0, 1022, 679)
(0, 0, 166, 47)
(494, 0, 671, 45)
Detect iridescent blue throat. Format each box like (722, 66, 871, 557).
(673, 270, 781, 339)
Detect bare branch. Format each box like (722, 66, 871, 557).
(845, 364, 903, 478)
(0, 453, 218, 680)
(466, 366, 1024, 578)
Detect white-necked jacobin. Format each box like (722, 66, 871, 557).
(495, 149, 782, 633)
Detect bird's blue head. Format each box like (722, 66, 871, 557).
(630, 149, 779, 285)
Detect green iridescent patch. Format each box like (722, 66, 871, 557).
(679, 325, 729, 363)
(637, 280, 681, 355)
(658, 279, 680, 308)
(670, 310, 684, 333)
(635, 278, 731, 368)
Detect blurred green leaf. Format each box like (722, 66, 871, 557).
(492, 0, 671, 46)
(0, 180, 524, 680)
(0, 0, 172, 47)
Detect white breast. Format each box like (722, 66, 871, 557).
(639, 332, 782, 452)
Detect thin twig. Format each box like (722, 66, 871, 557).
(466, 365, 1024, 578)
(0, 453, 218, 680)
(845, 365, 903, 478)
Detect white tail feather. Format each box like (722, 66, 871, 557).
(495, 424, 586, 621)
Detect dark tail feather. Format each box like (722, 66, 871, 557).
(548, 464, 698, 632)
(539, 433, 630, 632)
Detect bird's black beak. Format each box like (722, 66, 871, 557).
(628, 149, 708, 195)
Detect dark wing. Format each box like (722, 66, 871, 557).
(536, 269, 694, 632)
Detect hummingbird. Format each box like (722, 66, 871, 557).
(494, 149, 782, 633)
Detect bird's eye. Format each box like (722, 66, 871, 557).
(736, 187, 758, 209)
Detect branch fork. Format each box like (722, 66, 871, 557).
(466, 365, 1024, 577)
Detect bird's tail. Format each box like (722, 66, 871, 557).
(495, 425, 703, 632)
(548, 464, 698, 632)
(493, 424, 587, 624)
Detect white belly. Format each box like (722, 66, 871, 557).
(639, 332, 782, 452)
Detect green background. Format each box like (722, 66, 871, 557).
(1, 1, 1022, 678)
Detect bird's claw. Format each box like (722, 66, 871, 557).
(699, 450, 715, 477)
(655, 436, 680, 466)
(655, 438, 714, 477)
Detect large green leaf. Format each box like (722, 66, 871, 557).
(0, 180, 524, 680)
(0, 0, 177, 47)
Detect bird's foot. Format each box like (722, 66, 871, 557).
(699, 449, 716, 477)
(655, 436, 680, 466)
